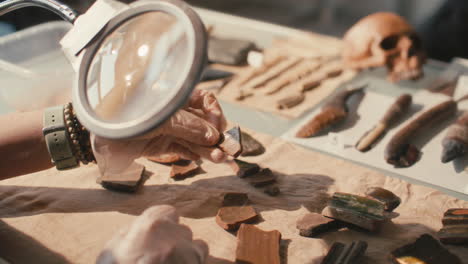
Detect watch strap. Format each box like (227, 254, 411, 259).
(43, 106, 79, 170)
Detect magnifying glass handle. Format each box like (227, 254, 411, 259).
(0, 0, 77, 24)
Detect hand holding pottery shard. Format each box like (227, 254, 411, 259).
(343, 12, 426, 82)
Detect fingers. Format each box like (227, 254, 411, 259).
(187, 89, 227, 131)
(161, 110, 220, 146)
(177, 139, 227, 163)
(192, 240, 209, 264)
(143, 138, 200, 161)
(141, 205, 179, 223)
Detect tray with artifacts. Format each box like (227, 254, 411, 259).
(196, 19, 357, 119)
(1, 128, 467, 263)
(212, 44, 356, 119)
(283, 72, 468, 197)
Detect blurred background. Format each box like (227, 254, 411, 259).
(0, 0, 467, 62)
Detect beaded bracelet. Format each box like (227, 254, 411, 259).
(63, 103, 95, 165)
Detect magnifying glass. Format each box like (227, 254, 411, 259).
(0, 0, 207, 139)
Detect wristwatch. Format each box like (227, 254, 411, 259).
(43, 106, 80, 170)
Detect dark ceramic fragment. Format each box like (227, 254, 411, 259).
(365, 187, 401, 212)
(246, 168, 277, 187)
(296, 213, 344, 237)
(390, 234, 462, 264)
(170, 161, 200, 180)
(240, 132, 265, 157)
(228, 159, 260, 178)
(321, 241, 367, 264)
(322, 192, 388, 232)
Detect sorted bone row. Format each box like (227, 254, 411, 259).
(223, 55, 345, 110)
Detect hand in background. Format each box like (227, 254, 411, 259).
(97, 205, 208, 264)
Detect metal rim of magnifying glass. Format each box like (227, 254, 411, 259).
(73, 0, 207, 139)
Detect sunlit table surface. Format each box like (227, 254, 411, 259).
(1, 9, 466, 201)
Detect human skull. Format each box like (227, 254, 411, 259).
(342, 12, 426, 82)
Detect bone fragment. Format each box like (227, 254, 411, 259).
(441, 112, 468, 163)
(263, 60, 321, 95)
(385, 100, 457, 167)
(277, 93, 305, 109)
(244, 57, 303, 89)
(356, 94, 412, 152)
(296, 85, 365, 138)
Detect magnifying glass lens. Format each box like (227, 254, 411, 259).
(86, 12, 189, 123)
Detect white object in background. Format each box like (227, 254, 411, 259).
(327, 132, 345, 150)
(0, 22, 74, 113)
(454, 75, 468, 101)
(60, 0, 128, 71)
(0, 59, 38, 79)
(247, 50, 263, 68)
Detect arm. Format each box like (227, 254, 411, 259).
(0, 110, 53, 180)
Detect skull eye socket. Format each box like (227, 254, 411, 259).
(380, 35, 399, 50)
(409, 33, 422, 49)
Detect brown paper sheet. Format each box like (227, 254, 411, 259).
(209, 35, 357, 119)
(0, 129, 467, 263)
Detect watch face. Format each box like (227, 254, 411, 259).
(73, 0, 207, 139)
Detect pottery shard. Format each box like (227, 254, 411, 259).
(236, 224, 281, 264)
(442, 208, 468, 225)
(296, 213, 344, 237)
(208, 37, 255, 65)
(365, 187, 401, 212)
(147, 153, 181, 164)
(246, 168, 277, 187)
(322, 207, 381, 232)
(218, 126, 243, 157)
(222, 192, 249, 207)
(99, 163, 146, 193)
(228, 159, 260, 178)
(390, 234, 462, 264)
(321, 241, 367, 264)
(437, 225, 468, 245)
(216, 206, 258, 231)
(322, 192, 387, 232)
(240, 132, 265, 157)
(170, 161, 200, 180)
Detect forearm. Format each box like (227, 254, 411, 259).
(0, 110, 53, 180)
